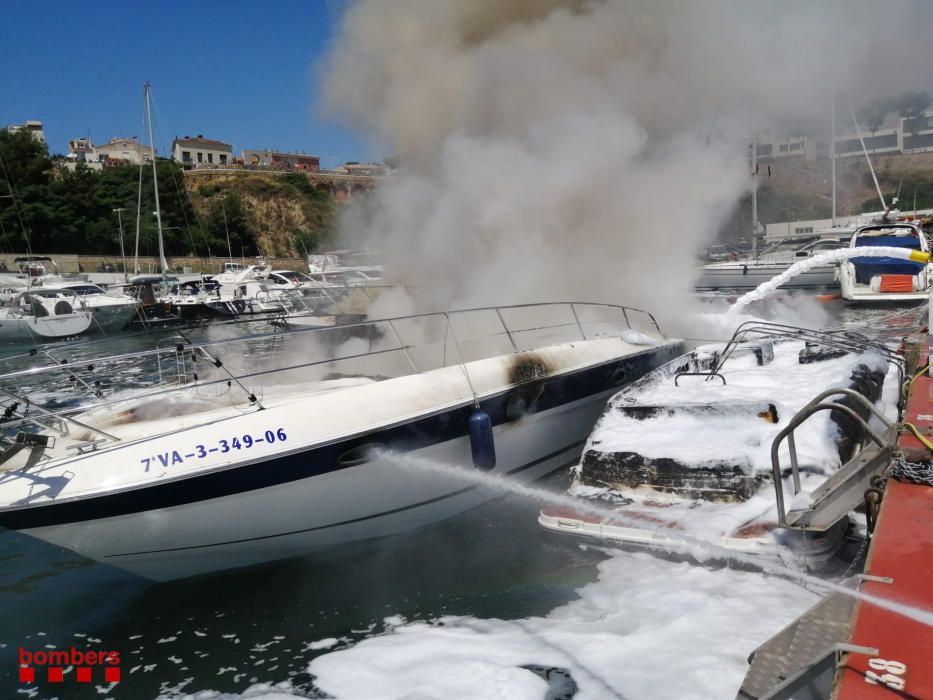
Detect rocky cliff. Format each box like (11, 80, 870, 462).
(187, 172, 337, 257)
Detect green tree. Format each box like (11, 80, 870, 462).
(0, 130, 55, 250)
(280, 172, 314, 196)
(0, 129, 52, 189)
(292, 230, 320, 255)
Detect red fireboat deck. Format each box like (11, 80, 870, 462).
(835, 347, 933, 698)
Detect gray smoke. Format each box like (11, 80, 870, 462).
(320, 0, 933, 329)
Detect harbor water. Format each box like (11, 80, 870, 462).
(0, 298, 926, 699)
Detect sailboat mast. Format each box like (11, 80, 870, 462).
(846, 96, 887, 213)
(751, 132, 758, 259)
(144, 82, 169, 273)
(134, 159, 143, 274)
(831, 93, 837, 227)
(221, 196, 233, 262)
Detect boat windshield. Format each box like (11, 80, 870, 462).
(59, 284, 107, 296)
(854, 231, 920, 247)
(758, 237, 819, 255)
(275, 271, 312, 283)
(798, 239, 849, 253)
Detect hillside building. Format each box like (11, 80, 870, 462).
(64, 136, 154, 170)
(242, 149, 320, 171)
(756, 109, 933, 163)
(172, 135, 233, 168)
(94, 136, 153, 165)
(4, 120, 45, 143)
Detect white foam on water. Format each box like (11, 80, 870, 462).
(160, 372, 931, 700)
(161, 446, 932, 700)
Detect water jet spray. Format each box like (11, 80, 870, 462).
(376, 448, 933, 630)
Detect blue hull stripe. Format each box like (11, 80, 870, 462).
(105, 445, 583, 558)
(0, 346, 677, 531)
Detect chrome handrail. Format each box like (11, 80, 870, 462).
(0, 301, 660, 385)
(0, 302, 662, 442)
(770, 387, 889, 526)
(711, 321, 906, 404)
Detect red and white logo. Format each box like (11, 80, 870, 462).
(19, 647, 121, 685)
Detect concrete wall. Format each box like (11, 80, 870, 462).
(0, 254, 308, 275)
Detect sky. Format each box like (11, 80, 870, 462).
(0, 0, 369, 164)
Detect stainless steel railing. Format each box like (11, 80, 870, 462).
(769, 387, 892, 526)
(0, 301, 663, 445)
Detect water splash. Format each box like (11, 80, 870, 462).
(727, 246, 929, 319)
(378, 448, 933, 629)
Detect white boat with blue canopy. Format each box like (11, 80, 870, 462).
(838, 222, 931, 303)
(0, 301, 681, 581)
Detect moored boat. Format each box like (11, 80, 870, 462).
(40, 281, 140, 332)
(0, 288, 94, 342)
(539, 322, 903, 566)
(695, 237, 847, 291)
(838, 222, 931, 303)
(0, 301, 681, 581)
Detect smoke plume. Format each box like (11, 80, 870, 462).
(321, 0, 933, 329)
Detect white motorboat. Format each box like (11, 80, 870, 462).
(160, 278, 244, 319)
(40, 282, 140, 332)
(212, 259, 272, 287)
(0, 256, 88, 302)
(695, 237, 848, 291)
(539, 322, 902, 565)
(307, 249, 384, 281)
(838, 222, 931, 303)
(0, 302, 681, 581)
(0, 288, 94, 342)
(230, 281, 291, 315)
(230, 270, 334, 313)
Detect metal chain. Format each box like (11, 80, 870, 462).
(889, 454, 933, 486)
(837, 533, 871, 583)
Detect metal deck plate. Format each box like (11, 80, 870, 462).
(737, 592, 855, 699)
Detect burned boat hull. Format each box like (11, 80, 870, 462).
(580, 362, 885, 500)
(539, 327, 895, 564)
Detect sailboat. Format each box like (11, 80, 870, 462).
(123, 83, 236, 323)
(695, 99, 864, 292)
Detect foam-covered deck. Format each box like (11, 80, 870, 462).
(582, 341, 889, 484)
